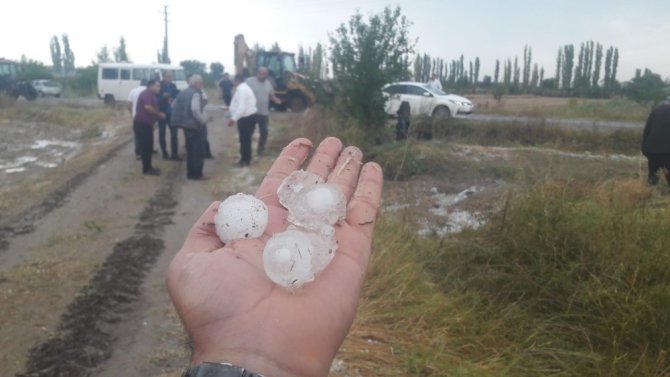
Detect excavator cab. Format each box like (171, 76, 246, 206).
(255, 51, 296, 91)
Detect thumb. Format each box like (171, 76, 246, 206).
(179, 201, 223, 254)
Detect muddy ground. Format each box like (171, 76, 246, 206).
(0, 102, 646, 377)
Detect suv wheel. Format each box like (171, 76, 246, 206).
(104, 94, 115, 105)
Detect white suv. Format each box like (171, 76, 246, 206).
(32, 79, 62, 97)
(382, 82, 473, 118)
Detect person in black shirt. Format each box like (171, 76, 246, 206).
(219, 73, 233, 106)
(158, 72, 181, 160)
(642, 99, 670, 186)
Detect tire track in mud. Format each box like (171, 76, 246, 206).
(0, 139, 131, 251)
(17, 167, 180, 377)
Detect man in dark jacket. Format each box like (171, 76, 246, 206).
(158, 72, 180, 160)
(134, 79, 166, 175)
(641, 99, 670, 186)
(171, 75, 208, 180)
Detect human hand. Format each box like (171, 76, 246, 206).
(167, 137, 383, 377)
(159, 112, 167, 120)
(227, 119, 236, 127)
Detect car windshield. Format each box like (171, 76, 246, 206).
(282, 55, 296, 72)
(422, 84, 447, 96)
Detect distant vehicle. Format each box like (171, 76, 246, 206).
(32, 79, 62, 97)
(0, 58, 37, 101)
(382, 82, 474, 119)
(97, 63, 188, 105)
(234, 34, 318, 112)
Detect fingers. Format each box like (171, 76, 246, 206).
(326, 146, 363, 201)
(255, 138, 313, 207)
(345, 162, 384, 241)
(180, 201, 223, 254)
(305, 137, 343, 179)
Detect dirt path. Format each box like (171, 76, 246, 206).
(0, 106, 258, 377)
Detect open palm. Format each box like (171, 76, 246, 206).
(167, 137, 383, 377)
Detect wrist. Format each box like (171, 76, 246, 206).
(190, 348, 325, 377)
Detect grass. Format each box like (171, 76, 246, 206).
(337, 179, 670, 376)
(0, 102, 122, 131)
(470, 95, 650, 122)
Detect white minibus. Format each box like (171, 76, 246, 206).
(97, 63, 187, 104)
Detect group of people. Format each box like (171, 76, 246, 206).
(127, 67, 281, 179)
(223, 67, 281, 166)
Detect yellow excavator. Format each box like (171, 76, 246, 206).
(234, 34, 316, 112)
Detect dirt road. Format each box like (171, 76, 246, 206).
(0, 107, 264, 377)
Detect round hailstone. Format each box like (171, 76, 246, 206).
(288, 183, 346, 231)
(277, 170, 324, 209)
(214, 193, 268, 243)
(263, 229, 315, 289)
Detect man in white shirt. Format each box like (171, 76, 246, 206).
(228, 74, 258, 167)
(427, 74, 442, 91)
(127, 79, 148, 159)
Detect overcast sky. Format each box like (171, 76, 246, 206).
(2, 0, 669, 81)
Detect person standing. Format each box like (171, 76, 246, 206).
(171, 75, 208, 180)
(427, 74, 442, 91)
(219, 73, 233, 106)
(200, 90, 214, 159)
(127, 78, 148, 160)
(228, 74, 257, 167)
(641, 99, 670, 186)
(134, 79, 165, 175)
(158, 72, 181, 160)
(245, 67, 281, 158)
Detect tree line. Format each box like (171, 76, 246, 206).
(415, 42, 624, 98)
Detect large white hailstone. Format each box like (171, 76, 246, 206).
(263, 228, 315, 289)
(309, 228, 338, 274)
(288, 183, 346, 231)
(277, 170, 324, 209)
(214, 193, 268, 243)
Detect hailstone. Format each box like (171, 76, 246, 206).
(263, 228, 315, 289)
(214, 193, 268, 243)
(287, 183, 346, 231)
(277, 169, 324, 209)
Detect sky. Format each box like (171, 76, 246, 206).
(2, 0, 669, 81)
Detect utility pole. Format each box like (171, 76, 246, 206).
(160, 5, 170, 64)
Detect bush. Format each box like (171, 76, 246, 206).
(426, 180, 670, 375)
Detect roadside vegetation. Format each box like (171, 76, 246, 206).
(264, 89, 669, 375)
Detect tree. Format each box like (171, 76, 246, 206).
(19, 56, 53, 81)
(469, 61, 474, 84)
(624, 68, 668, 106)
(210, 62, 224, 77)
(50, 36, 62, 75)
(604, 46, 613, 87)
(592, 43, 603, 87)
(522, 45, 532, 88)
(574, 43, 584, 90)
(512, 56, 520, 89)
(612, 48, 619, 84)
(555, 48, 563, 89)
(96, 45, 112, 64)
(503, 59, 512, 87)
(312, 43, 325, 80)
(474, 57, 480, 86)
(114, 36, 129, 62)
(329, 6, 414, 131)
(539, 66, 545, 85)
(494, 59, 500, 84)
(530, 63, 539, 88)
(180, 60, 207, 77)
(271, 42, 281, 52)
(62, 34, 75, 75)
(562, 44, 574, 91)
